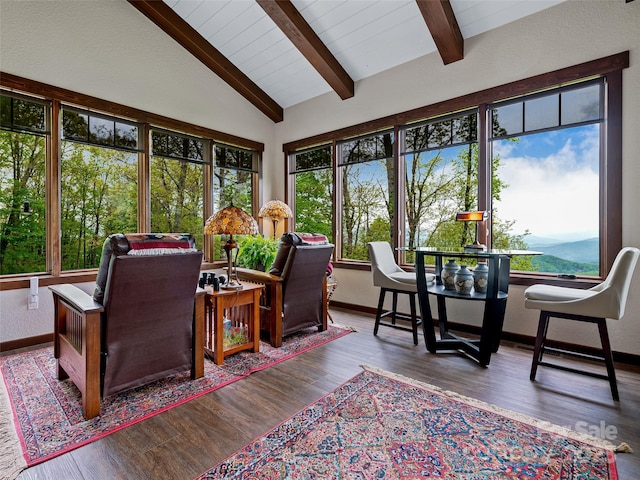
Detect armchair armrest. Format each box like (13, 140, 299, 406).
(49, 284, 104, 314)
(235, 267, 283, 285)
(49, 283, 103, 419)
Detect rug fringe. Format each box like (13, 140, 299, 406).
(614, 442, 633, 453)
(0, 371, 27, 480)
(332, 324, 358, 332)
(360, 364, 628, 454)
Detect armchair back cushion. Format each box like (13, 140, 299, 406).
(101, 251, 202, 396)
(280, 243, 333, 336)
(93, 233, 202, 396)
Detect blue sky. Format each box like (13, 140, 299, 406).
(493, 124, 600, 241)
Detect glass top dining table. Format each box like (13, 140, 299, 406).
(401, 247, 542, 366)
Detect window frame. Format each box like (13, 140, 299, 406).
(0, 73, 264, 289)
(284, 52, 628, 286)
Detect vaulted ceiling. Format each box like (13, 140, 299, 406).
(129, 0, 565, 122)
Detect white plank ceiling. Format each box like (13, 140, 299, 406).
(164, 0, 566, 109)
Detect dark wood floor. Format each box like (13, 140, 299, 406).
(14, 308, 640, 479)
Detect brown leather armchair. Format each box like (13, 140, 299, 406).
(50, 233, 205, 419)
(236, 233, 334, 347)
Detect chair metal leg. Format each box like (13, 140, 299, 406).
(597, 319, 619, 401)
(530, 311, 550, 381)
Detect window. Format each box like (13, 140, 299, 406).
(490, 80, 603, 275)
(150, 130, 207, 250)
(62, 108, 139, 152)
(401, 111, 478, 262)
(214, 144, 257, 213)
(285, 53, 625, 281)
(0, 93, 48, 275)
(290, 145, 333, 241)
(61, 108, 139, 270)
(338, 130, 394, 261)
(212, 144, 259, 260)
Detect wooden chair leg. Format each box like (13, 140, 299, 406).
(191, 292, 205, 379)
(530, 311, 550, 381)
(409, 293, 418, 345)
(373, 289, 386, 336)
(597, 319, 619, 401)
(391, 291, 398, 325)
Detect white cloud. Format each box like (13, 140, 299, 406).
(494, 129, 599, 240)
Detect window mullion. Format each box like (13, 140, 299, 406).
(139, 123, 151, 232)
(48, 100, 61, 276)
(477, 104, 490, 246)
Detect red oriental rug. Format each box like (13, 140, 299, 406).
(196, 366, 623, 479)
(0, 325, 352, 471)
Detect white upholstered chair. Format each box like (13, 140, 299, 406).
(368, 241, 435, 345)
(524, 246, 640, 400)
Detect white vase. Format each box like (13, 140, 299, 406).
(441, 259, 459, 291)
(473, 262, 489, 293)
(454, 265, 474, 295)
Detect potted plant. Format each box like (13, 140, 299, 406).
(237, 235, 279, 271)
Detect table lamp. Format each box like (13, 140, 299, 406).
(204, 205, 258, 289)
(455, 210, 488, 251)
(258, 200, 292, 239)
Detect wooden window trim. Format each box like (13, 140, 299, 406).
(0, 72, 264, 152)
(283, 51, 628, 152)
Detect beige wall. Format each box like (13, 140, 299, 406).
(2, 0, 640, 356)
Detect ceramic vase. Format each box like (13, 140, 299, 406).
(441, 259, 459, 290)
(454, 265, 474, 295)
(473, 262, 489, 294)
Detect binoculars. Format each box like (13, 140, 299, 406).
(199, 272, 226, 291)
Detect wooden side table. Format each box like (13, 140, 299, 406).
(204, 282, 264, 365)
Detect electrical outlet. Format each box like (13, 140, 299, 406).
(28, 295, 39, 310)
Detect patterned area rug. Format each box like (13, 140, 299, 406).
(196, 366, 621, 479)
(0, 325, 352, 470)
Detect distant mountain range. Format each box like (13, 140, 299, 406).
(527, 237, 599, 263)
(526, 237, 599, 275)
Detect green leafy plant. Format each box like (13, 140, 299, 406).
(237, 235, 279, 271)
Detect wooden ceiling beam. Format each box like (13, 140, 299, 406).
(416, 0, 464, 65)
(127, 0, 283, 122)
(256, 0, 354, 101)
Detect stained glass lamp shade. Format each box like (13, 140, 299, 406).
(204, 206, 258, 289)
(258, 200, 293, 239)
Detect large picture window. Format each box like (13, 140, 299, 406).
(212, 144, 259, 260)
(61, 108, 140, 270)
(490, 80, 603, 276)
(402, 111, 479, 259)
(290, 145, 333, 241)
(338, 130, 394, 261)
(150, 130, 206, 250)
(0, 93, 48, 275)
(214, 144, 256, 214)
